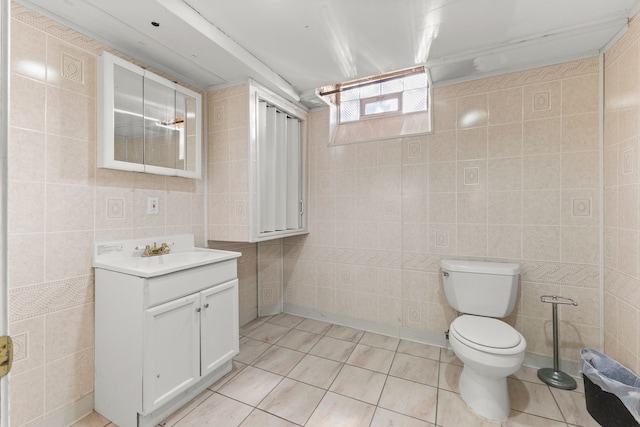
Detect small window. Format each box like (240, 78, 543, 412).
(320, 66, 430, 124)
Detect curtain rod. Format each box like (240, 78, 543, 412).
(318, 66, 425, 97)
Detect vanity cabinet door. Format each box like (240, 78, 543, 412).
(143, 294, 200, 413)
(200, 279, 239, 377)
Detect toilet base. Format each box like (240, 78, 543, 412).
(459, 365, 510, 421)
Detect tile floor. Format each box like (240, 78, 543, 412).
(75, 314, 599, 427)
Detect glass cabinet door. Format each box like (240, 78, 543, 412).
(113, 64, 144, 166)
(143, 75, 179, 172)
(98, 51, 202, 178)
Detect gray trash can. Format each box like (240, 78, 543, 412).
(580, 349, 640, 426)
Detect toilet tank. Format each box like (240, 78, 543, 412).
(441, 259, 520, 317)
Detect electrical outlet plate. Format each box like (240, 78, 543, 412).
(147, 197, 159, 215)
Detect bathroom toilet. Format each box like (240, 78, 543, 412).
(441, 259, 526, 421)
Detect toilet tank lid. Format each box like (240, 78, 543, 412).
(441, 259, 520, 275)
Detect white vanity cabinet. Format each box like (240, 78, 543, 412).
(93, 235, 240, 427)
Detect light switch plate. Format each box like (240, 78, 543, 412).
(147, 197, 159, 215)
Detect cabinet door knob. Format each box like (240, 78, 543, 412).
(204, 303, 210, 308)
(196, 307, 201, 313)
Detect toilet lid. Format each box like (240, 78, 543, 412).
(451, 315, 521, 349)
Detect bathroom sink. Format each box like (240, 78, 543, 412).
(93, 235, 241, 278)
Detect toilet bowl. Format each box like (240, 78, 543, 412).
(440, 259, 526, 421)
(449, 315, 526, 420)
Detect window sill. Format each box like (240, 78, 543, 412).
(329, 108, 432, 146)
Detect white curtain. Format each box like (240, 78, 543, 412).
(258, 101, 301, 234)
(286, 118, 300, 229)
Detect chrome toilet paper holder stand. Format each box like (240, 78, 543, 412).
(537, 295, 579, 390)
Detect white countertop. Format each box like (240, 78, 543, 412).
(93, 234, 241, 278)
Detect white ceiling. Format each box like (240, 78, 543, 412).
(16, 0, 640, 107)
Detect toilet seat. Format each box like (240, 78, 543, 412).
(450, 315, 524, 355)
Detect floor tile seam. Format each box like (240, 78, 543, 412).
(352, 341, 398, 358)
(433, 351, 442, 426)
(261, 341, 308, 357)
(293, 326, 329, 336)
(282, 373, 333, 390)
(306, 337, 359, 362)
(207, 362, 249, 392)
(433, 386, 444, 427)
(360, 335, 401, 353)
(249, 407, 305, 427)
(324, 359, 349, 394)
(329, 368, 438, 411)
(243, 363, 288, 382)
(375, 384, 437, 425)
(252, 352, 341, 395)
(238, 321, 267, 336)
(298, 388, 330, 427)
(395, 351, 442, 366)
(339, 350, 442, 386)
(272, 331, 324, 350)
(386, 369, 440, 389)
(255, 383, 321, 427)
(217, 370, 288, 415)
(437, 385, 570, 426)
(370, 405, 437, 427)
(371, 370, 391, 409)
(324, 334, 363, 344)
(205, 391, 259, 426)
(236, 343, 273, 365)
(293, 347, 349, 366)
(265, 320, 304, 329)
(546, 383, 571, 424)
(256, 350, 309, 377)
(323, 389, 379, 413)
(382, 348, 399, 372)
(508, 374, 582, 389)
(344, 358, 393, 376)
(509, 409, 572, 426)
(292, 320, 333, 335)
(397, 346, 442, 362)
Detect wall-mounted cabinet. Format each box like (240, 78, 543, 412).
(98, 52, 202, 178)
(208, 80, 308, 242)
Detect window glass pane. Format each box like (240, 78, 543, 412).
(404, 73, 427, 90)
(381, 78, 403, 94)
(340, 100, 360, 122)
(359, 83, 381, 98)
(364, 98, 399, 115)
(403, 88, 427, 113)
(341, 87, 359, 101)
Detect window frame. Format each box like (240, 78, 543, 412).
(320, 66, 433, 146)
(326, 66, 430, 125)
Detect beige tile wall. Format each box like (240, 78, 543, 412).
(283, 57, 602, 364)
(603, 13, 640, 375)
(207, 84, 252, 243)
(208, 240, 259, 324)
(8, 5, 206, 426)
